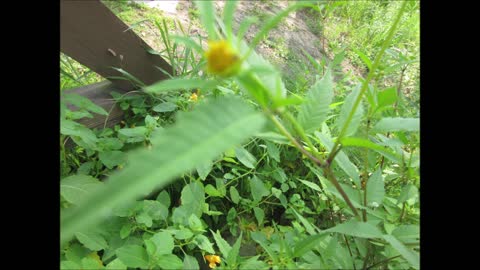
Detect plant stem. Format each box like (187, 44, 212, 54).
(365, 255, 401, 270)
(343, 235, 357, 270)
(327, 1, 408, 163)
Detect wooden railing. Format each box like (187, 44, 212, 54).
(60, 0, 172, 128)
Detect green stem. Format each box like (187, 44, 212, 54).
(327, 1, 408, 162)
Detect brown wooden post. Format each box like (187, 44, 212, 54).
(60, 0, 173, 128)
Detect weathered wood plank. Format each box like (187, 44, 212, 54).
(60, 0, 172, 91)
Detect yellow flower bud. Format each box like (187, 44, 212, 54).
(205, 40, 241, 77)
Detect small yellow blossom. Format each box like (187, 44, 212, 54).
(205, 254, 221, 269)
(205, 40, 241, 76)
(189, 92, 198, 102)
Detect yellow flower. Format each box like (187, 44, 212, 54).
(205, 255, 221, 269)
(205, 40, 241, 76)
(189, 92, 198, 102)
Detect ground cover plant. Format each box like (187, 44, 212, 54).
(60, 1, 419, 269)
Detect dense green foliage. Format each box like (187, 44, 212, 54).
(61, 1, 419, 269)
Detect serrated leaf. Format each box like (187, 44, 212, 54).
(326, 219, 382, 238)
(249, 176, 270, 202)
(373, 117, 419, 133)
(235, 147, 257, 168)
(227, 233, 243, 266)
(153, 102, 177, 112)
(315, 132, 360, 187)
(340, 137, 401, 163)
(265, 140, 280, 162)
(212, 230, 232, 257)
(383, 234, 420, 269)
(183, 255, 200, 270)
(61, 175, 104, 205)
(115, 245, 149, 268)
(194, 234, 215, 254)
(293, 234, 326, 258)
(366, 169, 385, 207)
(150, 231, 174, 256)
(99, 151, 126, 169)
(336, 84, 364, 137)
(60, 97, 266, 245)
(230, 186, 240, 204)
(75, 232, 108, 251)
(253, 207, 264, 225)
(298, 179, 322, 192)
(297, 69, 334, 133)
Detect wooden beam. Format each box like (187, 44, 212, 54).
(64, 81, 132, 129)
(60, 0, 172, 91)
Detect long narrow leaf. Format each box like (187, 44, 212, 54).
(61, 96, 266, 244)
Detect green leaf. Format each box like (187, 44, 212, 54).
(153, 102, 177, 112)
(183, 255, 200, 270)
(366, 169, 385, 207)
(195, 1, 217, 40)
(265, 140, 280, 162)
(377, 87, 397, 109)
(373, 117, 419, 133)
(196, 160, 213, 180)
(235, 147, 257, 168)
(392, 225, 419, 243)
(211, 230, 232, 257)
(98, 138, 123, 151)
(189, 214, 204, 231)
(150, 231, 174, 256)
(115, 245, 149, 268)
(397, 184, 418, 204)
(315, 132, 360, 187)
(205, 184, 222, 197)
(239, 256, 269, 270)
(61, 96, 266, 245)
(227, 233, 243, 267)
(61, 175, 103, 205)
(117, 126, 147, 139)
(75, 232, 108, 251)
(352, 48, 372, 70)
(63, 93, 108, 116)
(106, 258, 127, 270)
(340, 137, 401, 163)
(120, 223, 132, 239)
(81, 257, 104, 269)
(249, 176, 270, 202)
(293, 234, 327, 258)
(99, 151, 126, 169)
(143, 200, 168, 221)
(230, 186, 240, 204)
(250, 231, 277, 260)
(223, 0, 237, 41)
(145, 78, 218, 94)
(61, 119, 98, 148)
(194, 234, 215, 254)
(156, 190, 171, 208)
(157, 254, 183, 270)
(181, 182, 205, 218)
(336, 84, 364, 137)
(326, 219, 382, 238)
(291, 208, 318, 235)
(61, 261, 81, 269)
(253, 207, 265, 225)
(383, 235, 420, 269)
(298, 179, 322, 192)
(297, 69, 334, 133)
(174, 228, 194, 240)
(170, 35, 203, 53)
(136, 212, 152, 227)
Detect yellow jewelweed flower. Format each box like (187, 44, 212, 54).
(205, 40, 241, 77)
(205, 254, 221, 269)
